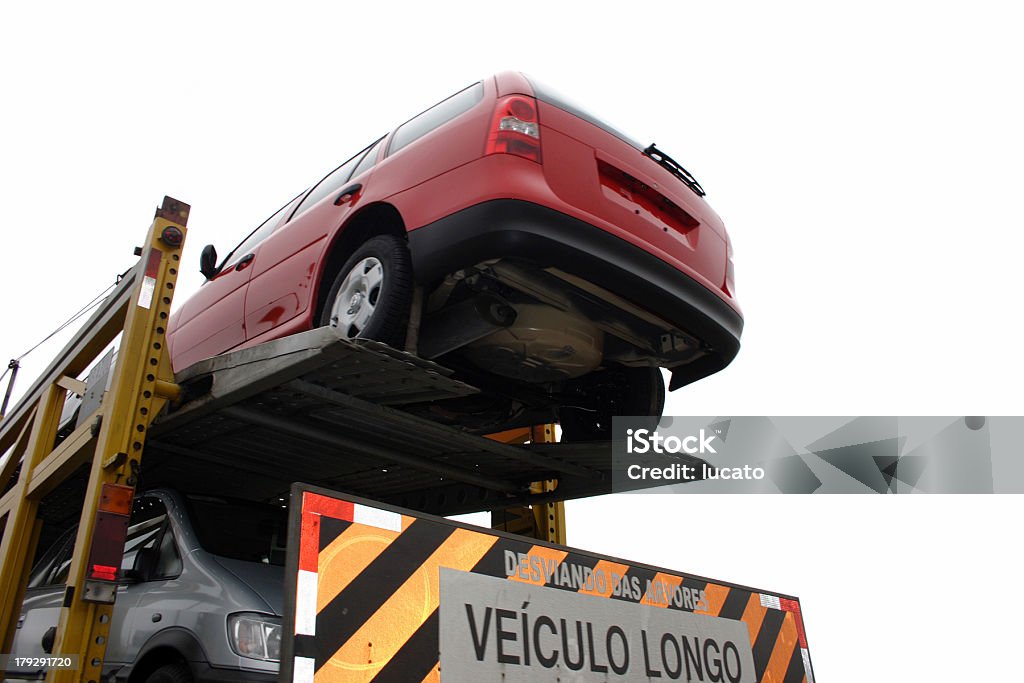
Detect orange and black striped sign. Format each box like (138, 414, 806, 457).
(281, 485, 814, 683)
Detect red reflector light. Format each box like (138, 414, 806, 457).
(160, 225, 184, 247)
(88, 510, 129, 580)
(99, 483, 134, 515)
(486, 95, 541, 163)
(90, 564, 119, 582)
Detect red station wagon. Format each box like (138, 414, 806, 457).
(167, 72, 743, 440)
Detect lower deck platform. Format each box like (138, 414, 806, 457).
(140, 327, 678, 516)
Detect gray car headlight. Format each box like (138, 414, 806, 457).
(228, 612, 282, 662)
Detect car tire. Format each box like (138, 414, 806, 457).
(319, 235, 413, 348)
(558, 366, 665, 442)
(144, 663, 193, 683)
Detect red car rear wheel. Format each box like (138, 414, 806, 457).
(319, 235, 413, 348)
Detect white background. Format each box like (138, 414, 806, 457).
(2, 2, 1022, 680)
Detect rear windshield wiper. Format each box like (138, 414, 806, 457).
(643, 143, 706, 197)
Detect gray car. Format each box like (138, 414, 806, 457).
(5, 490, 285, 682)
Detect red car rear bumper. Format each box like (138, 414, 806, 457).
(406, 198, 743, 390)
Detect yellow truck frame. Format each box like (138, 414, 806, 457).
(0, 198, 188, 682)
(0, 196, 566, 681)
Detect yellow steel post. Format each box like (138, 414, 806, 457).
(488, 424, 567, 544)
(48, 198, 188, 683)
(527, 425, 566, 545)
(0, 390, 63, 651)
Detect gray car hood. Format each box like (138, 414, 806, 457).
(211, 556, 286, 616)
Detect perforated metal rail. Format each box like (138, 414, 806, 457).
(0, 197, 189, 683)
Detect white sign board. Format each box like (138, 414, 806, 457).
(440, 568, 756, 682)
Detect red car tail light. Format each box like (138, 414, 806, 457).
(485, 95, 541, 162)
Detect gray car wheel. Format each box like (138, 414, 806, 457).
(144, 663, 193, 683)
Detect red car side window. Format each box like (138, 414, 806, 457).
(221, 194, 302, 269)
(290, 140, 380, 221)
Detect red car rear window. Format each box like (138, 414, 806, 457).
(525, 75, 646, 151)
(387, 82, 485, 156)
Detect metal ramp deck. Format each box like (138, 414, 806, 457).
(144, 326, 616, 515)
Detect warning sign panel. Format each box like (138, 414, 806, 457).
(280, 484, 814, 683)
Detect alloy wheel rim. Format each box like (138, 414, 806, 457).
(330, 257, 384, 337)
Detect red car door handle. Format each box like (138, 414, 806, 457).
(235, 253, 255, 271)
(334, 183, 362, 205)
